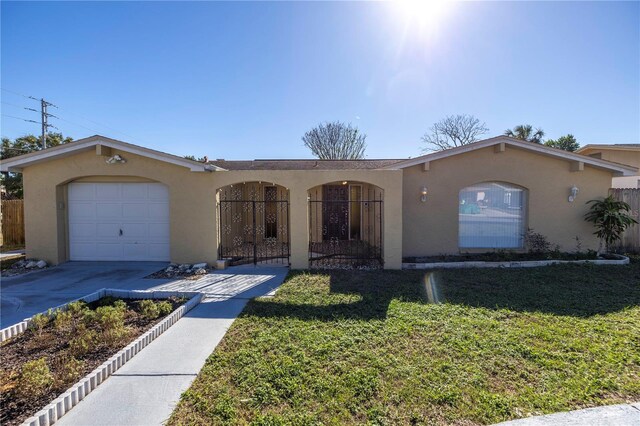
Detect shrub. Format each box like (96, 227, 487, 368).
(30, 313, 49, 337)
(157, 301, 173, 316)
(54, 309, 73, 332)
(524, 228, 551, 254)
(66, 300, 88, 316)
(139, 299, 160, 320)
(61, 356, 85, 384)
(18, 358, 53, 397)
(96, 305, 128, 345)
(69, 325, 97, 357)
(585, 196, 638, 253)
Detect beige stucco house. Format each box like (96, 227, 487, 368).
(1, 135, 636, 269)
(576, 144, 640, 188)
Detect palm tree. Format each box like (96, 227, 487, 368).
(504, 125, 545, 144)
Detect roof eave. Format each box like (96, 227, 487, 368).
(383, 136, 638, 176)
(0, 135, 227, 173)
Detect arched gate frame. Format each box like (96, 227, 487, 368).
(308, 181, 383, 269)
(218, 183, 290, 266)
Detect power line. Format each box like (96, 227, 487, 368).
(2, 87, 149, 146)
(1, 101, 38, 111)
(0, 87, 33, 99)
(1, 114, 39, 124)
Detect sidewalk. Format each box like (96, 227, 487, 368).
(495, 403, 640, 426)
(55, 266, 288, 426)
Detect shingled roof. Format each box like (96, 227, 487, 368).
(207, 159, 405, 170)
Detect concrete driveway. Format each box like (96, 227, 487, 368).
(1, 261, 288, 327)
(1, 262, 168, 327)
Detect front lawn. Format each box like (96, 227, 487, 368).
(169, 261, 640, 425)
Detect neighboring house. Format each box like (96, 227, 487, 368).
(577, 144, 640, 188)
(0, 135, 636, 269)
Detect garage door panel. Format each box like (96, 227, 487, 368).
(148, 184, 169, 200)
(121, 223, 148, 238)
(96, 223, 121, 238)
(122, 184, 148, 200)
(148, 203, 169, 219)
(69, 223, 96, 239)
(122, 203, 148, 219)
(68, 182, 170, 261)
(96, 203, 122, 219)
(95, 243, 123, 259)
(95, 183, 122, 200)
(70, 243, 96, 260)
(68, 183, 96, 200)
(123, 243, 148, 259)
(148, 223, 169, 239)
(68, 203, 96, 221)
(149, 243, 170, 259)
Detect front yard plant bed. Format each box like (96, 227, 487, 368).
(169, 259, 640, 425)
(0, 296, 186, 426)
(403, 251, 600, 263)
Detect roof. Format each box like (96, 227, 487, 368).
(577, 144, 640, 154)
(1, 134, 636, 177)
(383, 136, 638, 177)
(208, 159, 404, 170)
(0, 135, 225, 173)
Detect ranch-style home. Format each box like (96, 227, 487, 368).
(1, 135, 636, 269)
(576, 144, 640, 188)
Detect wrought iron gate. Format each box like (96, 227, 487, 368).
(218, 184, 290, 266)
(308, 184, 383, 269)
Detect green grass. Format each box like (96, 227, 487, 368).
(169, 260, 640, 425)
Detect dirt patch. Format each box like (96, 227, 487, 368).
(0, 297, 185, 426)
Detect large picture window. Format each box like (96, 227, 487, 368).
(459, 182, 526, 249)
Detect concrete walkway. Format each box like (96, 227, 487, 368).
(495, 403, 640, 426)
(55, 265, 288, 426)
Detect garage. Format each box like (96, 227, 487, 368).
(68, 182, 170, 261)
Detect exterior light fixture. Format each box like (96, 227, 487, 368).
(420, 186, 428, 202)
(105, 154, 126, 164)
(568, 185, 579, 203)
(342, 181, 348, 185)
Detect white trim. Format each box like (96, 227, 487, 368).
(0, 135, 227, 173)
(383, 136, 638, 177)
(577, 144, 640, 154)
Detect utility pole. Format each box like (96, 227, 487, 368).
(27, 97, 57, 149)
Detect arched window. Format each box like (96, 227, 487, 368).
(459, 182, 527, 249)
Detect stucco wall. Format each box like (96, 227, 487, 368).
(582, 149, 640, 189)
(402, 145, 612, 257)
(21, 148, 403, 269)
(22, 149, 217, 267)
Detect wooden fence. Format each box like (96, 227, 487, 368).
(610, 188, 640, 253)
(0, 199, 25, 247)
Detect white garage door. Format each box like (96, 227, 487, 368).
(68, 182, 170, 261)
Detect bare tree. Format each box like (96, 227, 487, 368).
(421, 114, 489, 152)
(302, 121, 367, 160)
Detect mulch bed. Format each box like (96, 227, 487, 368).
(0, 297, 185, 426)
(403, 251, 601, 263)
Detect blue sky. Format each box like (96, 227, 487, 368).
(1, 1, 638, 159)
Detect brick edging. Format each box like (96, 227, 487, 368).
(7, 288, 204, 426)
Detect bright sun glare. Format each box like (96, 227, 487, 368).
(392, 0, 453, 36)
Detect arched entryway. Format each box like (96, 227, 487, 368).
(217, 182, 289, 266)
(308, 181, 383, 269)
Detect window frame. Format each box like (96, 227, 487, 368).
(457, 181, 528, 250)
